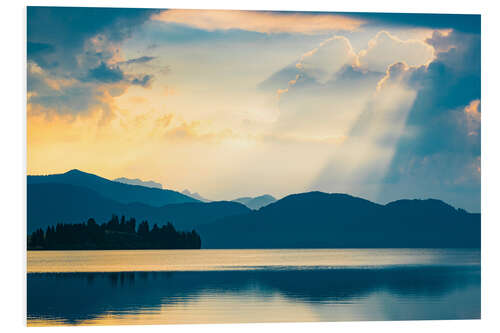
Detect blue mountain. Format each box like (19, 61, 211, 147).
(28, 169, 196, 207)
(113, 177, 163, 189)
(232, 195, 276, 210)
(198, 191, 480, 249)
(26, 171, 480, 249)
(27, 182, 250, 233)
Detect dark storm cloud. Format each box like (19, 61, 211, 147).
(27, 7, 159, 69)
(342, 12, 480, 34)
(379, 30, 481, 212)
(27, 7, 159, 117)
(394, 31, 480, 157)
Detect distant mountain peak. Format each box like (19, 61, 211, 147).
(232, 194, 277, 210)
(114, 177, 163, 189)
(62, 169, 102, 179)
(64, 169, 95, 175)
(182, 189, 210, 202)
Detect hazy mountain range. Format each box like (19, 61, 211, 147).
(232, 195, 276, 210)
(182, 189, 210, 202)
(181, 190, 277, 210)
(27, 170, 480, 248)
(111, 175, 276, 209)
(113, 177, 163, 189)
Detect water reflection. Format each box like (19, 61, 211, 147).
(27, 248, 480, 273)
(28, 266, 480, 325)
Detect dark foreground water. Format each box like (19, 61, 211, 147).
(27, 249, 480, 325)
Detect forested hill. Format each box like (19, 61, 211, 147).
(28, 215, 201, 250)
(197, 192, 480, 249)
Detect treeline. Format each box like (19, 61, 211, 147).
(27, 215, 201, 250)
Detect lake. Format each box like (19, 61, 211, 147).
(27, 249, 480, 326)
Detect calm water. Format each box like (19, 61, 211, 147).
(27, 249, 480, 325)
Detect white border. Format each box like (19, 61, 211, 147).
(2, 1, 499, 332)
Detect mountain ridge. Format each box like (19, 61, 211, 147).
(113, 177, 163, 189)
(182, 189, 211, 202)
(197, 191, 480, 249)
(27, 182, 251, 233)
(28, 169, 197, 207)
(26, 171, 480, 249)
(232, 194, 276, 210)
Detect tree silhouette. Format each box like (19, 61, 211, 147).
(27, 215, 201, 250)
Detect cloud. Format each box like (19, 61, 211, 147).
(121, 113, 238, 144)
(276, 74, 300, 99)
(27, 7, 158, 70)
(423, 30, 480, 76)
(152, 10, 364, 35)
(155, 114, 174, 128)
(379, 29, 481, 211)
(273, 30, 434, 99)
(464, 99, 481, 136)
(263, 32, 423, 146)
(345, 13, 480, 34)
(308, 58, 417, 201)
(265, 29, 473, 150)
(119, 56, 156, 65)
(273, 35, 360, 99)
(376, 61, 410, 91)
(163, 121, 236, 143)
(85, 61, 155, 86)
(27, 7, 158, 119)
(358, 31, 434, 72)
(465, 99, 481, 122)
(270, 66, 384, 143)
(425, 30, 455, 53)
(131, 74, 154, 87)
(86, 62, 125, 83)
(295, 35, 359, 83)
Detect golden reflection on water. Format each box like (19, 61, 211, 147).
(27, 248, 480, 273)
(27, 249, 481, 326)
(29, 292, 321, 326)
(28, 285, 481, 326)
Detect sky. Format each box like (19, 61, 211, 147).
(27, 7, 481, 212)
